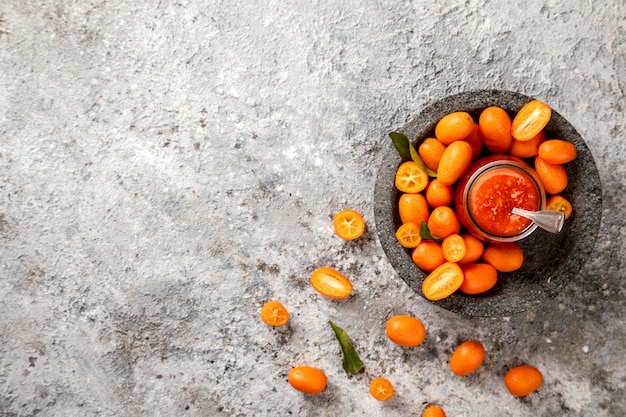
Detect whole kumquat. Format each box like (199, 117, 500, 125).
(441, 233, 467, 263)
(457, 233, 484, 267)
(396, 222, 422, 248)
(538, 139, 577, 164)
(479, 106, 513, 154)
(534, 156, 568, 195)
(422, 405, 447, 417)
(310, 267, 353, 299)
(333, 209, 365, 240)
(260, 300, 290, 326)
(398, 193, 430, 225)
(425, 179, 454, 208)
(412, 240, 446, 272)
(464, 124, 483, 159)
(508, 131, 545, 159)
(482, 243, 524, 272)
(369, 377, 395, 401)
(427, 206, 461, 239)
(449, 340, 485, 376)
(437, 140, 473, 186)
(422, 262, 464, 301)
(459, 263, 498, 294)
(288, 366, 328, 395)
(546, 195, 573, 219)
(418, 137, 447, 172)
(435, 111, 475, 145)
(511, 99, 552, 141)
(386, 315, 426, 347)
(395, 161, 429, 193)
(504, 365, 543, 397)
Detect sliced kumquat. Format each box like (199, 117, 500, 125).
(546, 195, 573, 219)
(441, 233, 467, 263)
(511, 99, 552, 141)
(369, 378, 395, 401)
(310, 267, 353, 299)
(538, 139, 577, 164)
(395, 161, 429, 193)
(422, 262, 464, 301)
(396, 222, 422, 248)
(260, 300, 290, 326)
(333, 209, 365, 240)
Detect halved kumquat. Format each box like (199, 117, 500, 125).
(310, 267, 353, 299)
(511, 99, 552, 141)
(370, 378, 395, 401)
(395, 161, 429, 193)
(396, 222, 422, 248)
(422, 262, 464, 301)
(261, 300, 289, 326)
(442, 233, 467, 263)
(546, 195, 573, 219)
(333, 209, 365, 240)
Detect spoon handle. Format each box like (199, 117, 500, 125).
(512, 208, 565, 234)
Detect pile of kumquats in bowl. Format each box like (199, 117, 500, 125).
(374, 90, 601, 317)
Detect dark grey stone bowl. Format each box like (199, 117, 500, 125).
(374, 90, 602, 317)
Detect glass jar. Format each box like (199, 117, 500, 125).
(454, 155, 546, 243)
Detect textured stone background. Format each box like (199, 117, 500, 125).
(1, 1, 624, 416)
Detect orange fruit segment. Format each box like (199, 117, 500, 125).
(333, 209, 365, 240)
(395, 222, 422, 248)
(260, 300, 289, 326)
(511, 99, 552, 141)
(369, 377, 395, 401)
(546, 195, 573, 219)
(422, 262, 464, 301)
(310, 267, 353, 299)
(395, 161, 428, 193)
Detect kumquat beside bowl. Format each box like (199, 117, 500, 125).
(374, 90, 602, 317)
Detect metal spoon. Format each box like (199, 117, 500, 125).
(511, 207, 565, 234)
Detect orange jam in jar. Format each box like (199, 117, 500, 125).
(455, 155, 546, 242)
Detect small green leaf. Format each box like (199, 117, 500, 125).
(329, 321, 363, 375)
(419, 220, 442, 242)
(388, 131, 411, 161)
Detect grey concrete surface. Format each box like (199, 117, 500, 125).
(0, 1, 624, 416)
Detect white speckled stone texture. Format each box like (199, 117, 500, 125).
(0, 1, 624, 416)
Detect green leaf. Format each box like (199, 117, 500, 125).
(388, 131, 411, 161)
(419, 220, 442, 242)
(409, 142, 438, 178)
(329, 321, 363, 375)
